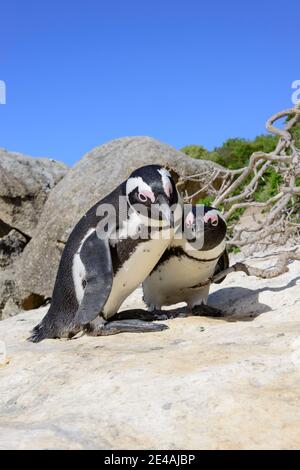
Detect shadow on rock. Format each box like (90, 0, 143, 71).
(208, 275, 300, 322)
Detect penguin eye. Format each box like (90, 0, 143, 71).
(138, 193, 148, 203)
(204, 212, 219, 227)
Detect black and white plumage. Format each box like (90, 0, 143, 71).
(29, 165, 180, 342)
(142, 205, 228, 312)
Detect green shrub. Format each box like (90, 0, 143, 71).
(181, 134, 280, 205)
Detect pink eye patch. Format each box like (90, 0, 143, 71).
(203, 212, 218, 226)
(139, 190, 155, 203)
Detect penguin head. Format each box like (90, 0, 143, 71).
(126, 165, 179, 225)
(184, 205, 227, 251)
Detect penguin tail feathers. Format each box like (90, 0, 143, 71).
(27, 311, 60, 343)
(27, 311, 79, 343)
(27, 321, 50, 343)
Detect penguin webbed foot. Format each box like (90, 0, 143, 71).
(84, 316, 168, 336)
(191, 304, 225, 318)
(112, 308, 170, 322)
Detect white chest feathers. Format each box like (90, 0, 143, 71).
(104, 209, 174, 318)
(103, 237, 171, 318)
(72, 213, 174, 320)
(143, 240, 226, 309)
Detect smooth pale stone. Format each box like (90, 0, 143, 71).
(0, 260, 300, 450)
(0, 340, 7, 365)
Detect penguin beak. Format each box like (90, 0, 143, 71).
(156, 194, 173, 226)
(161, 205, 173, 225)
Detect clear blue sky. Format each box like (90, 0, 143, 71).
(0, 0, 299, 165)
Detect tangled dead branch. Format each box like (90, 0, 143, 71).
(182, 101, 300, 279)
(213, 248, 300, 282)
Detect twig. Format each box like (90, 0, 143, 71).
(213, 250, 300, 282)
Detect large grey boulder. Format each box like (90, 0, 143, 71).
(17, 136, 219, 306)
(0, 149, 68, 237)
(0, 149, 68, 318)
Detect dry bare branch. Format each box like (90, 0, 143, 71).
(181, 101, 300, 279)
(213, 250, 300, 282)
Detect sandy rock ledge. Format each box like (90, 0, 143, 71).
(0, 261, 300, 449)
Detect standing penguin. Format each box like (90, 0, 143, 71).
(29, 165, 180, 342)
(141, 204, 229, 316)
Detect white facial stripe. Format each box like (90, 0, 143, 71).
(126, 176, 155, 201)
(158, 168, 173, 198)
(158, 168, 171, 178)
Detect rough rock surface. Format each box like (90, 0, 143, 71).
(17, 136, 219, 302)
(0, 230, 28, 269)
(0, 269, 16, 319)
(1, 259, 300, 450)
(0, 149, 68, 318)
(0, 148, 68, 237)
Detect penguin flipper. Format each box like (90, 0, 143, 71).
(75, 230, 113, 325)
(213, 249, 229, 284)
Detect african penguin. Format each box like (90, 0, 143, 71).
(142, 204, 228, 314)
(29, 165, 181, 342)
